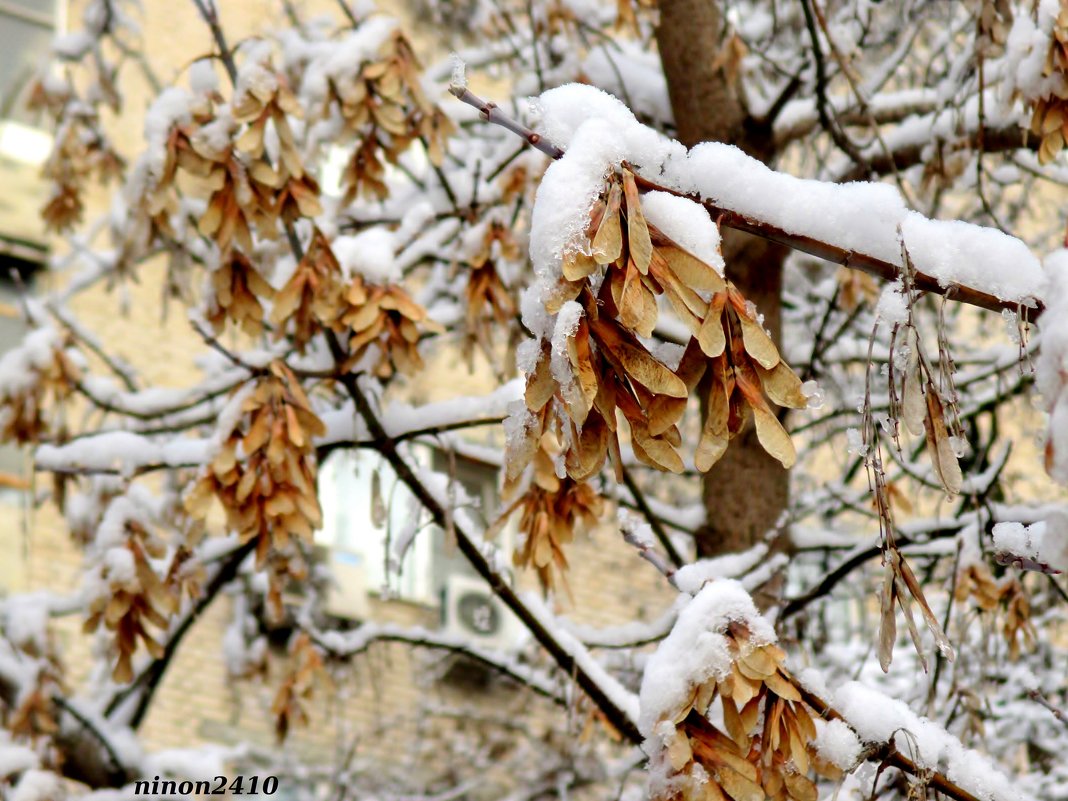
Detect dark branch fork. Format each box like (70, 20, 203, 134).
(449, 86, 1045, 320)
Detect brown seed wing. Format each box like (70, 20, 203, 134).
(923, 386, 962, 495)
(660, 245, 726, 293)
(592, 183, 623, 264)
(623, 170, 652, 274)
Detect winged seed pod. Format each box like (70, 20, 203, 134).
(895, 326, 962, 496)
(82, 521, 200, 683)
(510, 168, 805, 487)
(0, 331, 80, 446)
(955, 563, 1037, 659)
(323, 30, 456, 202)
(877, 548, 955, 672)
(504, 169, 808, 589)
(464, 220, 520, 364)
(268, 227, 438, 375)
(207, 249, 275, 337)
(271, 632, 328, 742)
(494, 430, 604, 594)
(1026, 5, 1068, 164)
(649, 621, 835, 801)
(184, 362, 325, 575)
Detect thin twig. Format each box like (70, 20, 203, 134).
(800, 0, 869, 172)
(621, 466, 684, 568)
(1028, 689, 1068, 728)
(52, 697, 128, 782)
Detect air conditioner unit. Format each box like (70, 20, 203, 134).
(323, 550, 371, 621)
(441, 574, 523, 653)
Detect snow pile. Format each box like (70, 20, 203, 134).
(1038, 249, 1068, 483)
(0, 741, 38, 779)
(834, 682, 1023, 801)
(672, 545, 770, 595)
(35, 431, 212, 477)
(449, 53, 467, 92)
(875, 280, 908, 325)
(143, 87, 193, 178)
(292, 17, 398, 110)
(529, 118, 624, 280)
(638, 580, 774, 737)
(1001, 1, 1062, 106)
(0, 328, 61, 398)
(530, 84, 686, 282)
(530, 84, 1045, 306)
(812, 718, 863, 771)
(901, 213, 1044, 303)
(641, 191, 725, 275)
(11, 770, 65, 801)
(52, 31, 93, 60)
(333, 229, 400, 284)
(2, 594, 52, 654)
(992, 515, 1068, 572)
(232, 40, 278, 111)
(188, 59, 219, 96)
(681, 143, 906, 267)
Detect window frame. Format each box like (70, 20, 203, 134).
(316, 443, 513, 609)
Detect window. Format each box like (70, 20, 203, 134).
(0, 0, 58, 250)
(0, 2, 56, 119)
(316, 445, 510, 610)
(317, 446, 435, 605)
(0, 254, 40, 499)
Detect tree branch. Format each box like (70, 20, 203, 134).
(839, 124, 1035, 183)
(799, 0, 869, 172)
(780, 523, 965, 620)
(621, 467, 685, 568)
(449, 88, 1044, 319)
(104, 540, 257, 723)
(305, 623, 564, 704)
(791, 679, 984, 801)
(323, 346, 643, 744)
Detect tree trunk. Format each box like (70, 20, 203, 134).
(656, 0, 790, 560)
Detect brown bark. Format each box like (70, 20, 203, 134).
(656, 0, 790, 559)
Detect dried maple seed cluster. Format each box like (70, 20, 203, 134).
(271, 632, 326, 742)
(37, 111, 125, 233)
(320, 30, 456, 202)
(897, 328, 962, 496)
(878, 547, 955, 672)
(1027, 5, 1068, 163)
(8, 663, 62, 740)
(976, 0, 1012, 56)
(509, 167, 804, 507)
(336, 273, 435, 377)
(955, 563, 1037, 660)
(5, 616, 64, 739)
(464, 220, 519, 360)
(651, 624, 833, 801)
(497, 432, 603, 593)
(505, 169, 807, 587)
(229, 65, 323, 229)
(191, 69, 321, 253)
(184, 362, 325, 570)
(271, 228, 437, 375)
(0, 335, 80, 446)
(208, 249, 275, 337)
(84, 523, 180, 683)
